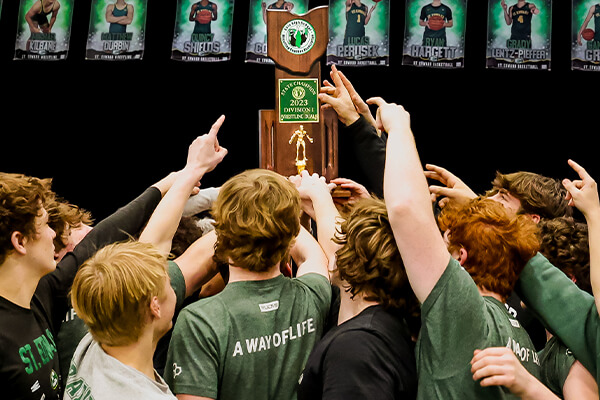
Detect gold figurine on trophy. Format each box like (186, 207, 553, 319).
(289, 125, 313, 173)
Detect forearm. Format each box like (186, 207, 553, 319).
(518, 379, 561, 400)
(384, 126, 430, 221)
(292, 226, 329, 279)
(311, 192, 342, 264)
(344, 116, 386, 197)
(384, 122, 449, 303)
(139, 169, 204, 254)
(175, 230, 219, 297)
(516, 253, 598, 376)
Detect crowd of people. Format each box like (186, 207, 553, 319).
(2, 65, 600, 400)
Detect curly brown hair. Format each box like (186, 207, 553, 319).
(47, 197, 93, 254)
(438, 197, 540, 301)
(333, 197, 419, 319)
(537, 216, 591, 294)
(212, 169, 301, 272)
(0, 173, 53, 265)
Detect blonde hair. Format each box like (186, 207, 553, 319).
(212, 169, 301, 272)
(71, 240, 168, 346)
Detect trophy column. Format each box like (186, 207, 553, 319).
(259, 6, 339, 181)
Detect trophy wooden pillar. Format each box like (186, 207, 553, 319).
(259, 6, 338, 181)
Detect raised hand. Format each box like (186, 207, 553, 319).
(425, 164, 477, 208)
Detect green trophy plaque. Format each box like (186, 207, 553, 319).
(259, 6, 340, 181)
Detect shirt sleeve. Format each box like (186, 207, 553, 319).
(339, 115, 387, 198)
(294, 273, 332, 326)
(419, 258, 489, 377)
(168, 260, 187, 312)
(515, 252, 599, 378)
(164, 306, 220, 399)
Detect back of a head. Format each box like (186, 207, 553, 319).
(212, 169, 301, 272)
(0, 173, 53, 265)
(537, 216, 591, 294)
(70, 240, 168, 347)
(438, 197, 540, 301)
(334, 197, 419, 317)
(489, 171, 571, 220)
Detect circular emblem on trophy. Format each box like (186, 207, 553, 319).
(291, 86, 306, 100)
(280, 19, 316, 55)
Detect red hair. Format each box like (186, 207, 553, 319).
(438, 197, 540, 300)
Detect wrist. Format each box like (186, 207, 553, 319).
(341, 111, 361, 127)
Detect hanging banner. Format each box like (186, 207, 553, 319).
(171, 0, 235, 62)
(85, 0, 147, 61)
(486, 0, 552, 70)
(402, 0, 467, 68)
(572, 0, 600, 71)
(14, 0, 75, 60)
(326, 0, 390, 67)
(245, 0, 309, 64)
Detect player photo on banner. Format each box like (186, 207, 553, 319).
(85, 0, 147, 60)
(401, 0, 467, 68)
(171, 0, 235, 62)
(326, 0, 390, 67)
(486, 0, 552, 70)
(245, 0, 309, 64)
(572, 0, 600, 71)
(13, 0, 74, 60)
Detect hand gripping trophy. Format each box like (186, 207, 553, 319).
(289, 125, 313, 173)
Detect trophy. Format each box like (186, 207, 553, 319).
(259, 6, 343, 186)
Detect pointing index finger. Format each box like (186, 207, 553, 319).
(568, 159, 591, 182)
(208, 114, 226, 137)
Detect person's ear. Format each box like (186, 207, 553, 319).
(528, 213, 541, 224)
(10, 231, 28, 255)
(457, 248, 468, 266)
(149, 296, 161, 319)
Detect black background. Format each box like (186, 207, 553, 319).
(0, 0, 595, 221)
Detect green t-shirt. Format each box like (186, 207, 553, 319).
(164, 273, 331, 400)
(416, 258, 541, 400)
(538, 336, 575, 398)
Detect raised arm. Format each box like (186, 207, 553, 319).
(139, 115, 227, 255)
(368, 97, 449, 304)
(290, 225, 330, 281)
(290, 171, 339, 276)
(320, 65, 387, 197)
(174, 230, 219, 297)
(562, 159, 600, 316)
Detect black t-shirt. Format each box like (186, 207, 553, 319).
(297, 304, 417, 400)
(1, 186, 162, 400)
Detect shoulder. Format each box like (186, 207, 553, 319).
(421, 257, 482, 315)
(294, 272, 330, 288)
(291, 274, 332, 302)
